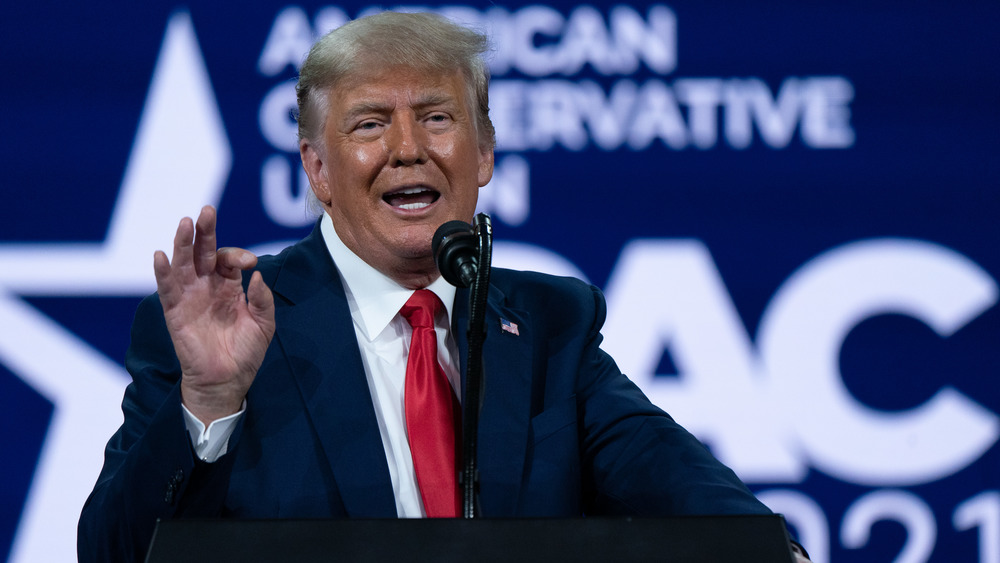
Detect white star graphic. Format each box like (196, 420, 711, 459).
(0, 12, 231, 562)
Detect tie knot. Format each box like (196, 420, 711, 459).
(400, 289, 442, 330)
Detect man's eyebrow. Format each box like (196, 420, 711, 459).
(341, 101, 393, 123)
(342, 93, 459, 122)
(411, 92, 457, 110)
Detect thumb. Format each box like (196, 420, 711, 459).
(246, 271, 276, 334)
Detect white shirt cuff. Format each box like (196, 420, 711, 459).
(181, 401, 245, 463)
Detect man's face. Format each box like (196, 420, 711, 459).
(301, 66, 494, 287)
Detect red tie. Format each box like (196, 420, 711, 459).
(400, 289, 459, 517)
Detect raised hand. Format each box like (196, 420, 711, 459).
(153, 206, 276, 425)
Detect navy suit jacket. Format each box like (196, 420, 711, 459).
(78, 223, 769, 562)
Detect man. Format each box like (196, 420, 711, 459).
(78, 11, 805, 562)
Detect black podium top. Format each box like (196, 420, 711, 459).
(146, 515, 794, 563)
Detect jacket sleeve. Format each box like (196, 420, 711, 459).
(77, 294, 240, 563)
(571, 282, 771, 516)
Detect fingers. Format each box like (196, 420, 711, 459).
(216, 247, 258, 279)
(167, 205, 218, 278)
(162, 205, 219, 279)
(153, 249, 179, 305)
(193, 205, 218, 277)
(169, 215, 195, 279)
(157, 217, 196, 307)
(156, 206, 219, 305)
(154, 206, 262, 303)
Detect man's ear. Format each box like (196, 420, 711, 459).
(300, 139, 330, 204)
(477, 146, 495, 188)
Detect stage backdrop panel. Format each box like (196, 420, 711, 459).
(1, 2, 997, 562)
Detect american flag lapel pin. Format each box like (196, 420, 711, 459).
(500, 318, 520, 336)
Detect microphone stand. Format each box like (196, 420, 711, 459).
(462, 213, 491, 519)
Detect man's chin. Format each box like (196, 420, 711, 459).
(391, 220, 440, 245)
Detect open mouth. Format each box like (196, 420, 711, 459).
(382, 186, 440, 210)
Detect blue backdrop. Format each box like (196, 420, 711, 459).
(1, 2, 998, 562)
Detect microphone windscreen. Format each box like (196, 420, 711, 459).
(433, 220, 477, 287)
(433, 220, 474, 257)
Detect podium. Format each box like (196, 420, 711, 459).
(145, 515, 794, 562)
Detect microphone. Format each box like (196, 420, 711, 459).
(433, 220, 478, 287)
(436, 214, 492, 518)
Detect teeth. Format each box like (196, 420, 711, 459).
(398, 202, 431, 210)
(396, 187, 428, 195)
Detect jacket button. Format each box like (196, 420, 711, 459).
(164, 469, 184, 504)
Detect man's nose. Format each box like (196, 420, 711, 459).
(388, 116, 427, 166)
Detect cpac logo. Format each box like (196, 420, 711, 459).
(1, 10, 997, 563)
(596, 239, 999, 485)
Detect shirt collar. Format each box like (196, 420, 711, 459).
(320, 214, 457, 341)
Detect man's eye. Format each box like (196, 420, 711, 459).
(357, 121, 379, 130)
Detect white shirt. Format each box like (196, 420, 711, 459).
(182, 213, 461, 518)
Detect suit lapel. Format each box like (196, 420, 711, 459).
(269, 229, 396, 517)
(265, 227, 537, 518)
(453, 284, 534, 516)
